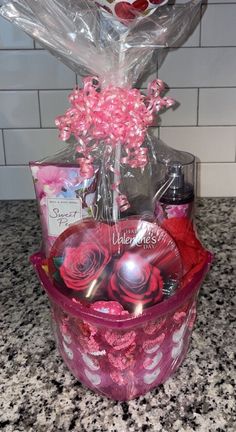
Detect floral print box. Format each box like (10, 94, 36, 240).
(30, 163, 98, 257)
(31, 252, 211, 401)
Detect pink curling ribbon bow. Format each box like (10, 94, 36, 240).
(55, 77, 175, 211)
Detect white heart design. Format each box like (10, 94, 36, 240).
(62, 334, 72, 344)
(144, 351, 163, 370)
(171, 340, 184, 359)
(143, 367, 161, 385)
(85, 369, 101, 386)
(63, 341, 74, 360)
(90, 350, 106, 357)
(172, 322, 187, 343)
(82, 353, 100, 371)
(144, 344, 160, 354)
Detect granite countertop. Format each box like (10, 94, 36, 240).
(0, 199, 235, 432)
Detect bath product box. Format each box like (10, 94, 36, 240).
(30, 162, 98, 256)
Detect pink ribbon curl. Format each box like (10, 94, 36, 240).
(55, 77, 175, 211)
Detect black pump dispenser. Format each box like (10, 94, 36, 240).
(160, 161, 194, 205)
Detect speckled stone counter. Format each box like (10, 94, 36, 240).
(0, 199, 235, 432)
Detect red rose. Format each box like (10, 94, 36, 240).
(108, 252, 163, 313)
(59, 243, 110, 292)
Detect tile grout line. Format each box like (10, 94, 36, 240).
(199, 4, 203, 48)
(1, 124, 236, 132)
(2, 86, 236, 92)
(196, 88, 200, 126)
(0, 88, 76, 92)
(1, 129, 7, 166)
(37, 90, 42, 129)
(1, 162, 236, 168)
(3, 46, 236, 52)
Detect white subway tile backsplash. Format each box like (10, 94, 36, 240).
(0, 166, 35, 199)
(197, 163, 236, 197)
(39, 90, 71, 128)
(35, 42, 44, 49)
(139, 70, 157, 89)
(183, 20, 200, 48)
(0, 17, 34, 49)
(159, 127, 236, 163)
(0, 3, 236, 198)
(0, 50, 76, 90)
(159, 48, 236, 88)
(0, 91, 40, 128)
(180, 25, 200, 48)
(201, 5, 236, 47)
(171, 8, 200, 48)
(0, 130, 5, 164)
(199, 88, 236, 126)
(4, 129, 65, 165)
(158, 89, 198, 126)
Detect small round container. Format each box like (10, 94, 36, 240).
(31, 252, 212, 401)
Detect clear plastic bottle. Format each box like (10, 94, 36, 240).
(154, 152, 195, 223)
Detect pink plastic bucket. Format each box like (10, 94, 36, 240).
(31, 252, 212, 401)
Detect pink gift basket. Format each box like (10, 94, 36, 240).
(31, 251, 212, 401)
(1, 0, 212, 400)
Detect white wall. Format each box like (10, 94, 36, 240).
(0, 2, 236, 199)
